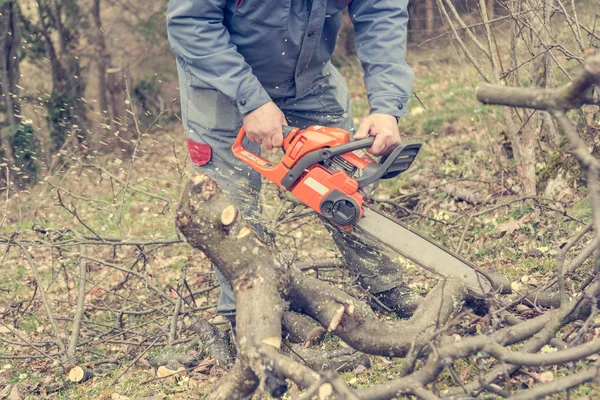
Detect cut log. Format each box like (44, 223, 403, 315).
(220, 205, 237, 226)
(189, 318, 234, 369)
(68, 366, 94, 383)
(282, 312, 325, 345)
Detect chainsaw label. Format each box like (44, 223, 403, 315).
(304, 177, 329, 195)
(240, 150, 273, 167)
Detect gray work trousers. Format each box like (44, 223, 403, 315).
(177, 61, 404, 318)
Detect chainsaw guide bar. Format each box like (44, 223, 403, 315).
(358, 207, 495, 298)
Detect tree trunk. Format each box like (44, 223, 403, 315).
(107, 67, 130, 153)
(36, 0, 88, 152)
(527, 0, 560, 149)
(426, 0, 435, 33)
(0, 0, 21, 130)
(92, 0, 109, 116)
(0, 0, 22, 175)
(487, 0, 495, 20)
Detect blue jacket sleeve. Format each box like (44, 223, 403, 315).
(167, 0, 272, 115)
(349, 0, 414, 118)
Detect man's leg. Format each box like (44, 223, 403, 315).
(176, 62, 265, 324)
(277, 63, 419, 314)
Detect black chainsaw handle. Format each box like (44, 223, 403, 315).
(281, 132, 420, 190)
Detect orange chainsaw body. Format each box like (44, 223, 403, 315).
(232, 125, 421, 229)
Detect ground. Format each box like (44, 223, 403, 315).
(1, 27, 600, 399)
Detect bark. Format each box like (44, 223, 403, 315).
(288, 346, 370, 373)
(487, 0, 495, 20)
(176, 174, 285, 399)
(288, 268, 466, 357)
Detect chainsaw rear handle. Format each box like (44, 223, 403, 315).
(232, 125, 301, 177)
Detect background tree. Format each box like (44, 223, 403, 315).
(35, 0, 89, 153)
(0, 0, 37, 187)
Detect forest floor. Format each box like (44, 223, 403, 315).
(1, 33, 599, 399)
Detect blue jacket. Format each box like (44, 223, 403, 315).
(167, 0, 413, 118)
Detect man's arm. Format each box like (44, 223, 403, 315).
(348, 0, 414, 118)
(167, 0, 286, 149)
(348, 0, 414, 155)
(167, 0, 273, 116)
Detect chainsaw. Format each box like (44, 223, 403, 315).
(232, 125, 506, 297)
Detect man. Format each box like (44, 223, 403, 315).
(167, 0, 416, 325)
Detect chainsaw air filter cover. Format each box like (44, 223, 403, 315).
(320, 190, 361, 226)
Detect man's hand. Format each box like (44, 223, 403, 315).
(243, 101, 287, 150)
(354, 114, 401, 156)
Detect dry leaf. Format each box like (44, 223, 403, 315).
(511, 281, 522, 292)
(459, 364, 473, 383)
(496, 219, 522, 235)
(7, 384, 24, 400)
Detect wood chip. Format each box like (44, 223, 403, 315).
(318, 383, 333, 399)
(344, 303, 355, 316)
(191, 174, 205, 185)
(328, 305, 345, 332)
(262, 336, 282, 349)
(237, 227, 251, 239)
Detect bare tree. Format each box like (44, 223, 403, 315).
(434, 0, 592, 195)
(0, 0, 21, 132)
(36, 0, 89, 152)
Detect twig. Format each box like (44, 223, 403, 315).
(79, 254, 175, 305)
(0, 166, 10, 230)
(0, 322, 57, 363)
(168, 265, 187, 344)
(16, 243, 69, 366)
(435, 0, 491, 82)
(67, 247, 88, 363)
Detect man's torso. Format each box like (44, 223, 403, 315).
(222, 0, 352, 99)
